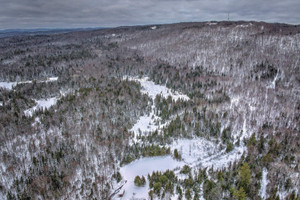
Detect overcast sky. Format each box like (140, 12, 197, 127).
(0, 0, 299, 30)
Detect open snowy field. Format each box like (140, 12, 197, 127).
(118, 156, 183, 200)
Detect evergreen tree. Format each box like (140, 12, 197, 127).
(233, 187, 247, 200)
(239, 163, 251, 193)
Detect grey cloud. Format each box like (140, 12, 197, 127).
(0, 0, 299, 29)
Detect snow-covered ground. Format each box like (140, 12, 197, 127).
(277, 172, 299, 200)
(24, 97, 58, 117)
(267, 72, 279, 89)
(23, 89, 73, 117)
(170, 138, 246, 170)
(124, 76, 189, 142)
(124, 76, 189, 101)
(0, 77, 58, 90)
(117, 76, 247, 199)
(115, 138, 246, 199)
(259, 168, 269, 200)
(199, 146, 246, 170)
(117, 156, 183, 200)
(130, 105, 160, 142)
(169, 138, 218, 164)
(0, 82, 20, 90)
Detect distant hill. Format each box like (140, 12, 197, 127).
(0, 27, 105, 38)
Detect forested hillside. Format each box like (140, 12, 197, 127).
(0, 21, 299, 200)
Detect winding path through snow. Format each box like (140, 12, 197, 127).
(124, 76, 189, 142)
(0, 77, 58, 90)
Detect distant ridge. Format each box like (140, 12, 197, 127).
(0, 27, 105, 38)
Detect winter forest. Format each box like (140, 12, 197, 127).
(0, 21, 300, 200)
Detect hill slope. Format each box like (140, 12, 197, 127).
(0, 21, 299, 199)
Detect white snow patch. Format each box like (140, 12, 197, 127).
(118, 156, 183, 200)
(236, 24, 252, 28)
(24, 97, 58, 117)
(277, 172, 299, 200)
(199, 146, 246, 170)
(151, 26, 157, 30)
(249, 104, 256, 112)
(230, 96, 240, 109)
(0, 77, 58, 90)
(124, 76, 189, 142)
(46, 77, 58, 82)
(240, 117, 249, 142)
(267, 72, 279, 89)
(130, 107, 160, 142)
(199, 183, 205, 200)
(169, 138, 218, 164)
(124, 76, 189, 101)
(59, 89, 74, 97)
(259, 168, 269, 199)
(2, 59, 15, 65)
(32, 117, 41, 126)
(0, 82, 19, 90)
(208, 22, 217, 25)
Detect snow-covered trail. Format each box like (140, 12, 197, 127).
(0, 77, 58, 90)
(259, 168, 269, 199)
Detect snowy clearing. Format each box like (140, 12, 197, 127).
(24, 89, 73, 117)
(24, 97, 58, 117)
(198, 146, 246, 170)
(0, 77, 58, 90)
(169, 138, 218, 164)
(117, 138, 246, 199)
(130, 106, 159, 141)
(124, 76, 189, 101)
(171, 138, 246, 170)
(117, 156, 183, 200)
(118, 76, 248, 199)
(124, 76, 189, 142)
(259, 168, 269, 199)
(0, 82, 19, 90)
